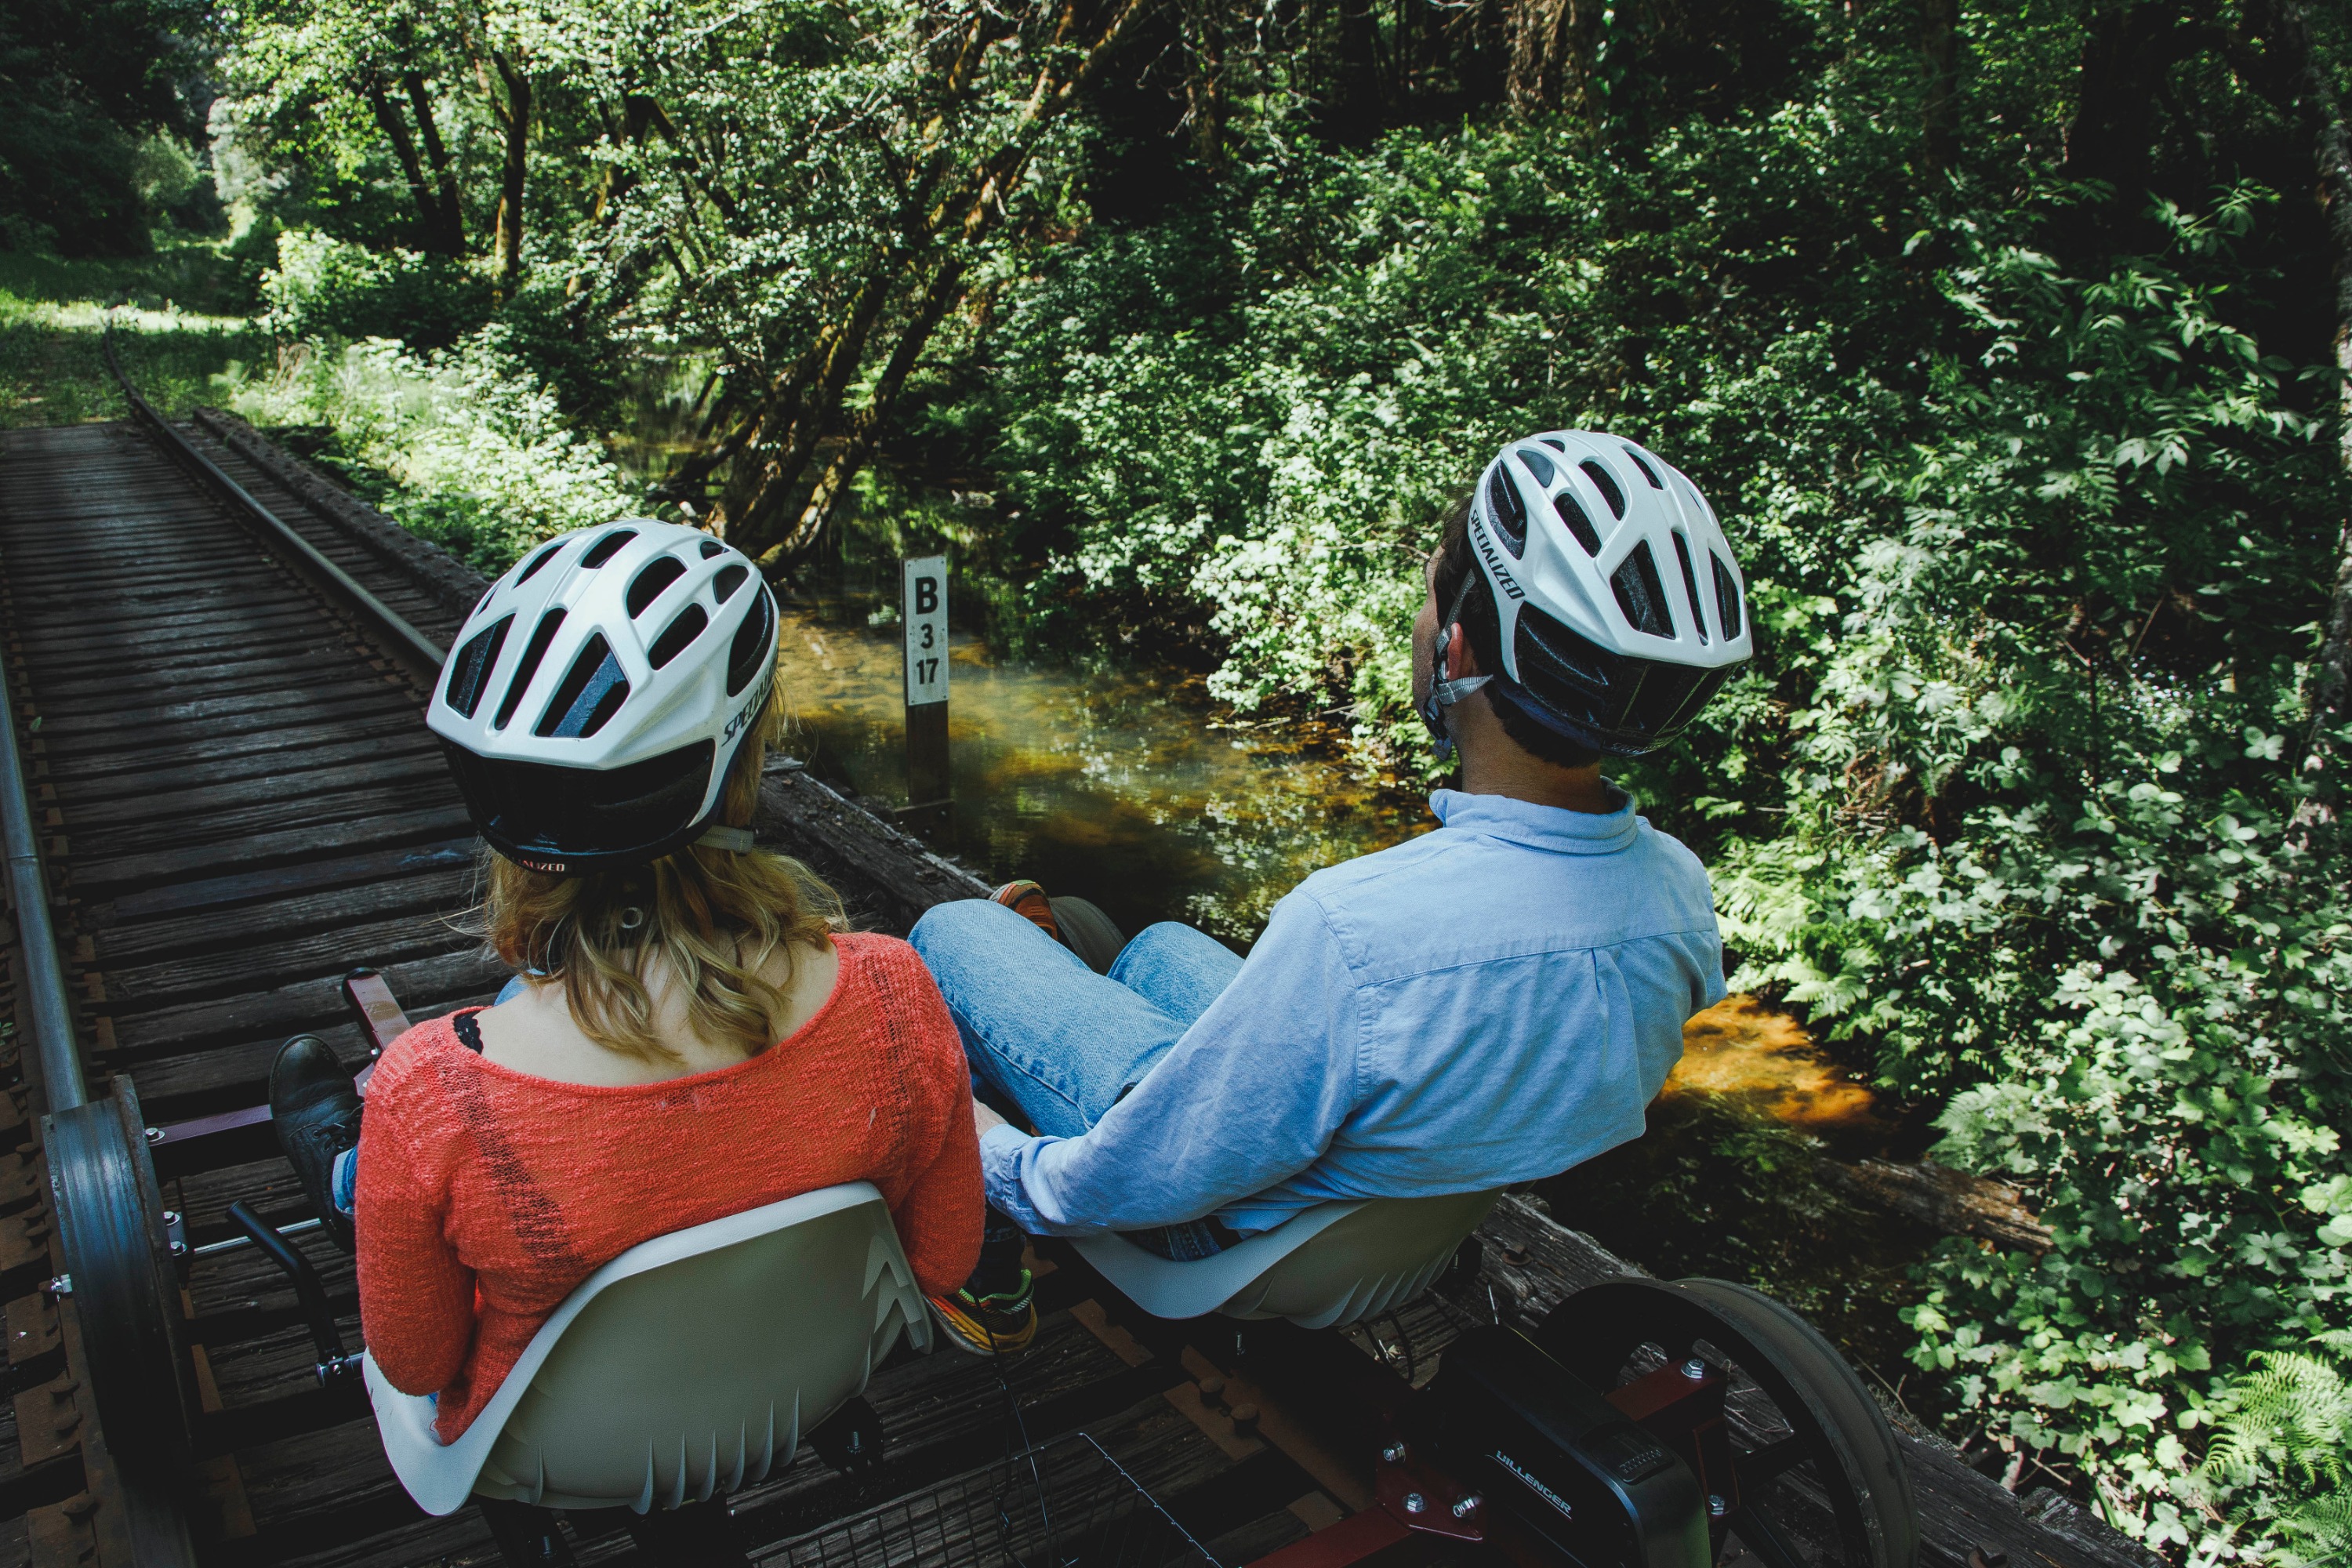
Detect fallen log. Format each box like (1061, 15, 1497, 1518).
(1818, 1158, 2055, 1253)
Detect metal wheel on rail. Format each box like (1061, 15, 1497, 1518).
(1534, 1276, 1919, 1568)
(47, 1076, 200, 1483)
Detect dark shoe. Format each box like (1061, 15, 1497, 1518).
(927, 1272, 1037, 1356)
(270, 1035, 361, 1253)
(990, 880, 1058, 942)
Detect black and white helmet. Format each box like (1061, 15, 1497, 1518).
(427, 521, 779, 874)
(1439, 430, 1752, 757)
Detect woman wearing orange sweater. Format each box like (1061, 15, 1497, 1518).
(264, 521, 982, 1446)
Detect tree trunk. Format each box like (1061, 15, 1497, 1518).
(2262, 0, 2352, 837)
(363, 81, 444, 250)
(748, 256, 969, 569)
(1323, 0, 1386, 143)
(491, 53, 532, 294)
(705, 0, 1148, 566)
(1178, 0, 1228, 166)
(2061, 1, 2186, 201)
(401, 71, 465, 256)
(1505, 0, 1602, 123)
(1919, 0, 1959, 174)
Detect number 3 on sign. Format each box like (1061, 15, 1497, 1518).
(902, 556, 949, 706)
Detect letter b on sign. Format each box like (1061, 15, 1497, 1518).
(902, 556, 949, 706)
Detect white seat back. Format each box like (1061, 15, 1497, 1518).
(1070, 1190, 1498, 1328)
(368, 1182, 929, 1516)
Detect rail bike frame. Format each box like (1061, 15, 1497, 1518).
(125, 966, 1733, 1568)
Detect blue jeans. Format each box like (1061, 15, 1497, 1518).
(908, 899, 1244, 1258)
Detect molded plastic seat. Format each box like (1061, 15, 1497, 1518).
(366, 1182, 929, 1516)
(1069, 1190, 1499, 1328)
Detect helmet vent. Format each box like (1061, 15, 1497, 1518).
(515, 539, 565, 585)
(727, 589, 776, 697)
(1579, 460, 1627, 520)
(714, 564, 749, 602)
(1517, 447, 1556, 488)
(1552, 492, 1602, 555)
(495, 609, 567, 730)
(1538, 437, 1567, 452)
(1713, 553, 1743, 640)
(443, 615, 514, 719)
(1670, 532, 1708, 646)
(537, 634, 631, 739)
(1485, 469, 1528, 556)
(649, 604, 709, 669)
(581, 529, 638, 569)
(699, 539, 725, 558)
(626, 556, 688, 617)
(1610, 541, 1675, 639)
(516, 539, 567, 585)
(1622, 446, 1665, 488)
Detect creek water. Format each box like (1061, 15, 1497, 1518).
(771, 590, 1933, 1381)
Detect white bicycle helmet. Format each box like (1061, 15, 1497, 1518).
(426, 520, 779, 874)
(1427, 430, 1752, 757)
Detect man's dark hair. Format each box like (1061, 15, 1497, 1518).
(1432, 489, 1603, 771)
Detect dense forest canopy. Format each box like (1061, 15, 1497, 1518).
(7, 0, 2352, 1559)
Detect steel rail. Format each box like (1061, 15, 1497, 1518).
(100, 322, 451, 676)
(0, 634, 86, 1111)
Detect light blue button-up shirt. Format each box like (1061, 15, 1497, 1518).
(978, 786, 1726, 1236)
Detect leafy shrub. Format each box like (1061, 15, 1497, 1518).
(220, 328, 641, 570)
(1718, 198, 2352, 1557)
(260, 229, 492, 349)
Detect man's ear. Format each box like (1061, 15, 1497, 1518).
(1444, 623, 1479, 681)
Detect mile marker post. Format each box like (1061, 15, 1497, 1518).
(901, 555, 950, 829)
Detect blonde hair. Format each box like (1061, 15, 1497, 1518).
(475, 684, 847, 1065)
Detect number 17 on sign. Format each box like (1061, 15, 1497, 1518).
(902, 556, 949, 812)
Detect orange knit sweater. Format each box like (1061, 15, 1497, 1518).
(353, 932, 982, 1443)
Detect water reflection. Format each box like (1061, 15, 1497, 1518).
(772, 603, 1422, 944)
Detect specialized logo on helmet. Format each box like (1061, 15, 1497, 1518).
(1468, 507, 1526, 602)
(720, 665, 775, 746)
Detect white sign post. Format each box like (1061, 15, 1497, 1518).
(902, 556, 949, 811)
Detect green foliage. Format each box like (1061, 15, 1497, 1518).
(2200, 1333, 2352, 1566)
(0, 249, 270, 425)
(220, 328, 641, 568)
(0, 0, 217, 253)
(260, 229, 492, 347)
(1722, 198, 2350, 1559)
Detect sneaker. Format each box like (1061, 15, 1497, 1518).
(269, 1035, 361, 1253)
(927, 1272, 1038, 1356)
(990, 880, 1058, 942)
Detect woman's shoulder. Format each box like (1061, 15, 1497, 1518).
(365, 1011, 481, 1111)
(827, 933, 960, 1044)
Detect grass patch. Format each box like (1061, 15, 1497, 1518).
(0, 242, 269, 428)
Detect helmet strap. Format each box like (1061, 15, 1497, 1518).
(1418, 568, 1492, 760)
(695, 825, 756, 852)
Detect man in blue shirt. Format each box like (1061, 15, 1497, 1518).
(912, 430, 1754, 1355)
